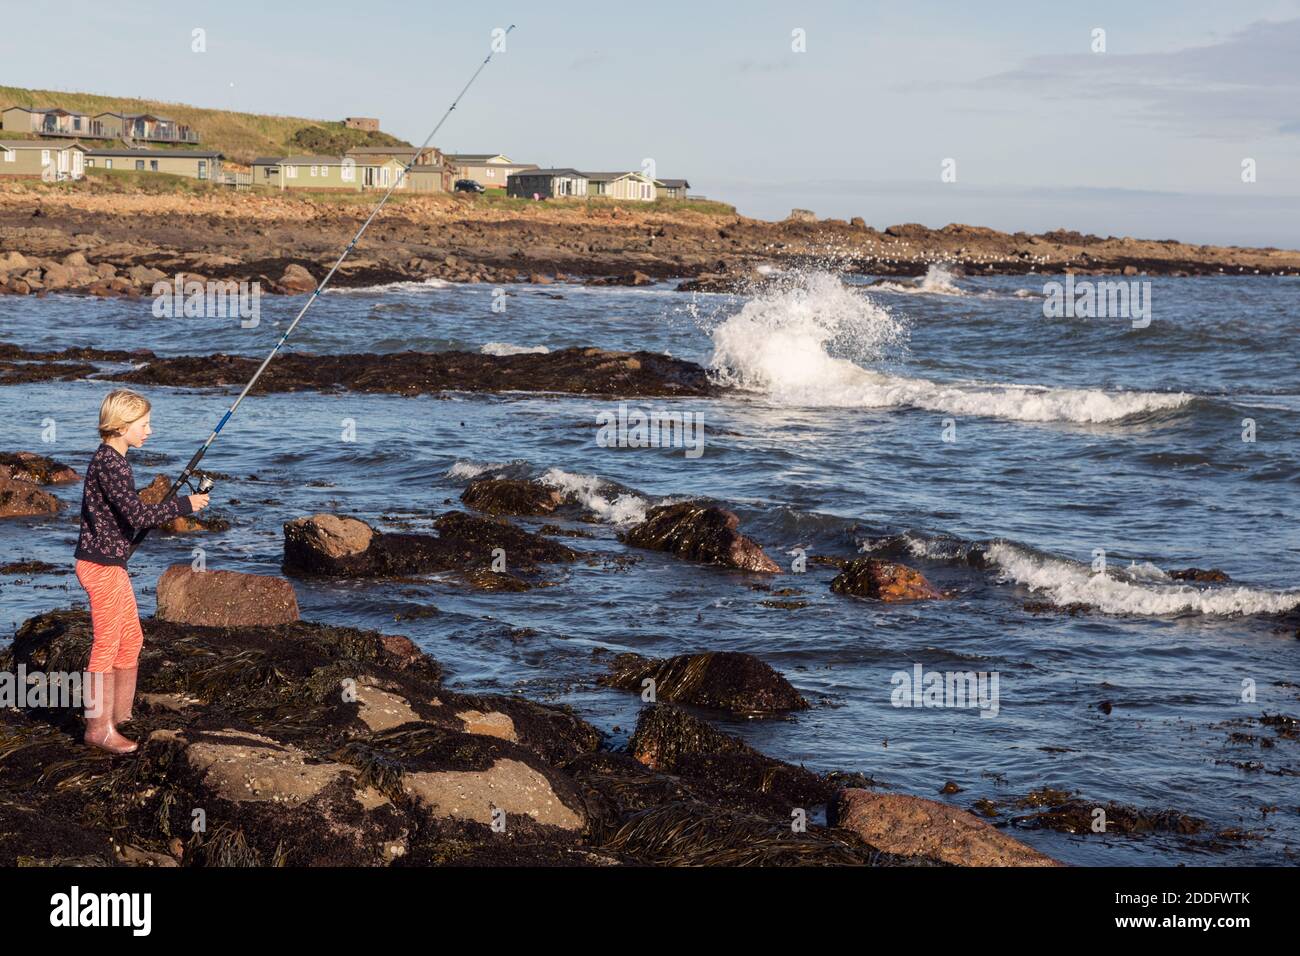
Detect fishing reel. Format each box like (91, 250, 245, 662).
(180, 471, 216, 496)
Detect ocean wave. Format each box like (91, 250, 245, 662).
(708, 271, 1192, 423)
(986, 541, 1300, 617)
(326, 277, 451, 295)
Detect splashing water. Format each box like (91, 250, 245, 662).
(707, 269, 1192, 423)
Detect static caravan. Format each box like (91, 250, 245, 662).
(0, 140, 88, 180)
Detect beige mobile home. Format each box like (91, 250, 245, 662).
(85, 148, 223, 181)
(447, 153, 537, 188)
(252, 155, 407, 192)
(1, 106, 111, 139)
(506, 168, 588, 199)
(584, 171, 657, 201)
(0, 140, 87, 180)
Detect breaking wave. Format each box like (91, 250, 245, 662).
(708, 270, 1192, 423)
(539, 467, 651, 526)
(986, 541, 1300, 617)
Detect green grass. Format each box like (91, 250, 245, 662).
(0, 86, 410, 165)
(81, 166, 227, 195)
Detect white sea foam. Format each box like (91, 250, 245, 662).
(481, 342, 551, 356)
(871, 263, 970, 296)
(539, 467, 649, 526)
(987, 541, 1300, 616)
(327, 277, 451, 295)
(708, 271, 1192, 423)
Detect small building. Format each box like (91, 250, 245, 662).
(1, 106, 111, 139)
(84, 148, 223, 181)
(447, 153, 537, 188)
(506, 168, 588, 199)
(251, 154, 407, 192)
(0, 140, 88, 180)
(583, 170, 657, 201)
(344, 117, 380, 132)
(655, 178, 691, 200)
(94, 112, 199, 145)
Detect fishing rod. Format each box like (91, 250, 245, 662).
(129, 24, 516, 556)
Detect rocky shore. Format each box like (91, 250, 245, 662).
(1, 184, 1297, 302)
(1, 587, 1067, 867)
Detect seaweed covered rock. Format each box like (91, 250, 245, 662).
(283, 510, 576, 580)
(0, 450, 78, 484)
(0, 475, 61, 518)
(627, 704, 832, 810)
(620, 502, 780, 573)
(600, 651, 808, 715)
(100, 345, 714, 398)
(830, 557, 942, 601)
(0, 607, 959, 867)
(155, 564, 301, 628)
(828, 789, 1063, 867)
(461, 478, 564, 517)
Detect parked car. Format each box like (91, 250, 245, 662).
(454, 179, 485, 193)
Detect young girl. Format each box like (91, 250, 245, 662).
(74, 389, 209, 754)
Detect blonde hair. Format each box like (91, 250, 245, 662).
(98, 388, 151, 440)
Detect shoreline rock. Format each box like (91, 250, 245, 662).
(282, 510, 577, 580)
(620, 502, 781, 573)
(830, 557, 943, 601)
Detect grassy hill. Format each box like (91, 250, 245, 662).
(0, 86, 410, 165)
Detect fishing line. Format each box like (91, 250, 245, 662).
(130, 24, 516, 556)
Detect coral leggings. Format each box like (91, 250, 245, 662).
(75, 559, 144, 672)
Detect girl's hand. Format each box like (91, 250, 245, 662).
(189, 493, 210, 512)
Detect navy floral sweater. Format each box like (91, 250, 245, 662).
(74, 443, 195, 567)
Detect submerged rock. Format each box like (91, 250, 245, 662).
(600, 651, 808, 715)
(461, 478, 564, 516)
(155, 564, 301, 628)
(620, 502, 780, 573)
(830, 557, 943, 601)
(0, 476, 61, 519)
(1168, 567, 1232, 583)
(829, 789, 1062, 867)
(283, 510, 576, 580)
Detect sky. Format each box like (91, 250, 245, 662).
(3, 0, 1299, 247)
